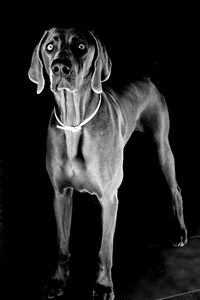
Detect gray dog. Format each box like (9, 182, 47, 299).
(28, 27, 187, 300)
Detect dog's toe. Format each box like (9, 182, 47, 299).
(173, 241, 185, 248)
(172, 226, 188, 248)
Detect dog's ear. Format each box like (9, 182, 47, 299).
(28, 30, 49, 94)
(90, 31, 112, 94)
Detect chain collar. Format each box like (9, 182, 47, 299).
(54, 94, 102, 132)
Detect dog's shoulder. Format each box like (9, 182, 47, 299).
(104, 79, 154, 118)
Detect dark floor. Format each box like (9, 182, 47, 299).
(37, 234, 200, 300)
(117, 237, 200, 300)
(158, 290, 200, 300)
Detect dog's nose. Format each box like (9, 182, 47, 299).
(51, 60, 71, 76)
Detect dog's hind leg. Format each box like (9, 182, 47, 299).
(93, 192, 118, 300)
(142, 101, 188, 247)
(156, 125, 187, 247)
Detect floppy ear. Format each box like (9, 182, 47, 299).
(90, 31, 112, 94)
(28, 30, 49, 94)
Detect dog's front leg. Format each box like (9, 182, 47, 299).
(93, 193, 118, 300)
(45, 188, 73, 298)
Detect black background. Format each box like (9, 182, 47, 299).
(1, 4, 199, 299)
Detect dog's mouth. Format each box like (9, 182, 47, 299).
(50, 73, 77, 93)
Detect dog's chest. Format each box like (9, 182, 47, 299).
(48, 126, 123, 196)
(64, 131, 82, 159)
(54, 139, 102, 196)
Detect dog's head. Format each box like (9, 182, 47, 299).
(28, 28, 112, 94)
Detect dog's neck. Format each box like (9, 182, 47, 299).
(53, 88, 100, 127)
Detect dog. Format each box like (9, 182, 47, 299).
(28, 27, 187, 300)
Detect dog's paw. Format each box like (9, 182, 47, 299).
(172, 225, 188, 248)
(43, 276, 66, 299)
(92, 284, 114, 300)
(42, 266, 70, 299)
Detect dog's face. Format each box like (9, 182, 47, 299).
(42, 28, 96, 93)
(28, 28, 112, 94)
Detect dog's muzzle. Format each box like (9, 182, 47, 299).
(50, 58, 77, 92)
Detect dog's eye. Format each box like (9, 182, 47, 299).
(46, 43, 54, 51)
(78, 43, 86, 50)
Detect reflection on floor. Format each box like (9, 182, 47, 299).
(156, 289, 200, 300)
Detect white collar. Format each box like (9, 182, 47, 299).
(54, 94, 102, 132)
